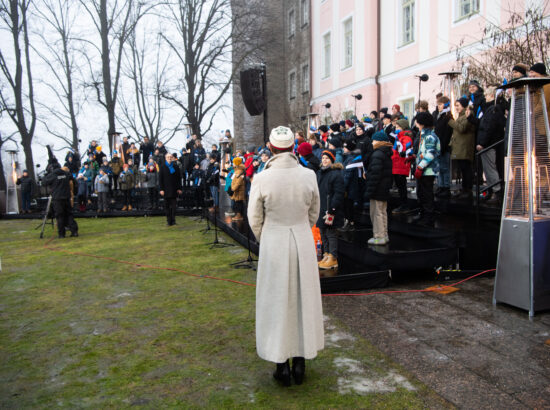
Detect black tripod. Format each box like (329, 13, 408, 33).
(208, 206, 235, 249)
(229, 196, 257, 270)
(36, 196, 54, 239)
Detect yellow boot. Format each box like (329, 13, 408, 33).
(319, 254, 338, 269)
(318, 253, 329, 266)
(121, 205, 127, 211)
(128, 205, 132, 211)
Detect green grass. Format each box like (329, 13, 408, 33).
(0, 217, 449, 408)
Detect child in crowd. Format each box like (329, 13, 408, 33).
(391, 119, 415, 214)
(230, 157, 246, 221)
(191, 163, 205, 208)
(144, 156, 159, 210)
(95, 168, 110, 213)
(365, 131, 394, 245)
(119, 163, 135, 211)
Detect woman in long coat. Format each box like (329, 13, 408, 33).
(248, 126, 323, 387)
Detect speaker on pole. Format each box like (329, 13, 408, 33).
(240, 68, 266, 116)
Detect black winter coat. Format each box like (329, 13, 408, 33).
(316, 163, 345, 228)
(300, 154, 320, 172)
(140, 141, 155, 164)
(16, 175, 34, 194)
(364, 144, 393, 201)
(205, 162, 220, 187)
(433, 110, 453, 154)
(477, 103, 506, 148)
(43, 168, 73, 200)
(158, 163, 182, 198)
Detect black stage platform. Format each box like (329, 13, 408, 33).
(208, 186, 500, 292)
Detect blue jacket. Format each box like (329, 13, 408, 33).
(416, 128, 440, 176)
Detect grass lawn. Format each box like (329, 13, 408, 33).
(0, 216, 449, 408)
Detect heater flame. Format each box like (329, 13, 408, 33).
(11, 160, 17, 185)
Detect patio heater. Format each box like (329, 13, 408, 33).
(305, 112, 320, 136)
(5, 149, 20, 214)
(493, 77, 550, 316)
(438, 71, 462, 117)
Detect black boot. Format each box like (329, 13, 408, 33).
(292, 357, 305, 385)
(273, 360, 291, 387)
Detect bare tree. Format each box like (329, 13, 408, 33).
(0, 0, 37, 180)
(79, 0, 154, 153)
(454, 1, 550, 88)
(160, 0, 266, 137)
(118, 28, 186, 146)
(32, 0, 84, 153)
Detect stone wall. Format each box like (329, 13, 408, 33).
(231, 0, 311, 151)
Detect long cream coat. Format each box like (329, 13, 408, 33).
(247, 152, 324, 363)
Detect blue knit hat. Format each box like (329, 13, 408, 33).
(372, 130, 389, 142)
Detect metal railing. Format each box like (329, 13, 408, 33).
(475, 139, 504, 225)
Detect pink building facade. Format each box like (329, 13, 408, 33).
(311, 0, 550, 121)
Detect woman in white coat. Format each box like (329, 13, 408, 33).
(247, 126, 324, 386)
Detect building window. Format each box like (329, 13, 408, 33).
(399, 0, 415, 47)
(301, 0, 309, 27)
(322, 32, 331, 79)
(301, 64, 309, 93)
(289, 71, 297, 100)
(288, 9, 296, 37)
(455, 0, 480, 21)
(343, 18, 353, 69)
(400, 98, 415, 122)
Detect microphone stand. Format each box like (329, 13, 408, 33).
(208, 182, 234, 249)
(229, 192, 257, 270)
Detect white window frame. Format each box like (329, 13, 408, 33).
(289, 70, 297, 100)
(301, 63, 309, 93)
(322, 31, 331, 79)
(288, 8, 296, 38)
(398, 96, 415, 122)
(301, 0, 309, 27)
(398, 0, 415, 48)
(342, 17, 353, 70)
(454, 0, 480, 22)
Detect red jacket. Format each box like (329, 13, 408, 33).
(391, 130, 414, 176)
(244, 152, 255, 177)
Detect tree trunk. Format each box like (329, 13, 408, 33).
(0, 153, 7, 192)
(99, 0, 116, 153)
(20, 135, 34, 177)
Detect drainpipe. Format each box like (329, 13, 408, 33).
(375, 0, 381, 110)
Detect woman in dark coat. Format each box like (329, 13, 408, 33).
(317, 150, 345, 270)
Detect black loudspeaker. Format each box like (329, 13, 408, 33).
(240, 68, 265, 116)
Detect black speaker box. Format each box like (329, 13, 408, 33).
(240, 68, 265, 116)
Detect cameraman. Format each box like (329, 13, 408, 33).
(43, 166, 79, 238)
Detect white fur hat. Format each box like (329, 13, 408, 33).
(269, 126, 294, 149)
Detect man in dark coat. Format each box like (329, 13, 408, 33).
(140, 136, 155, 165)
(476, 86, 506, 201)
(16, 170, 34, 213)
(159, 153, 182, 226)
(317, 150, 345, 270)
(364, 131, 393, 245)
(43, 166, 78, 238)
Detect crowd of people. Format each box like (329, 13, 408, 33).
(17, 62, 550, 248)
